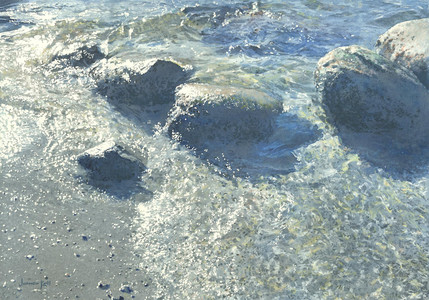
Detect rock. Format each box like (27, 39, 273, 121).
(167, 83, 282, 146)
(93, 59, 191, 106)
(97, 281, 110, 290)
(376, 18, 429, 88)
(119, 284, 133, 293)
(181, 4, 246, 29)
(165, 84, 284, 175)
(78, 141, 146, 183)
(315, 45, 429, 144)
(51, 44, 105, 68)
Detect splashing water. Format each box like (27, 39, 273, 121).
(1, 0, 429, 299)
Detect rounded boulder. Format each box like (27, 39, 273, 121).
(376, 18, 429, 88)
(93, 59, 190, 106)
(315, 45, 429, 144)
(167, 83, 283, 147)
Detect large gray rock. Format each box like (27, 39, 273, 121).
(315, 45, 429, 144)
(167, 83, 283, 146)
(93, 59, 190, 106)
(376, 18, 429, 89)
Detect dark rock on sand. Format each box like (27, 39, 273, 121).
(78, 141, 145, 183)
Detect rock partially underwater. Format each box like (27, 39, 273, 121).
(50, 44, 106, 68)
(168, 83, 283, 146)
(376, 18, 429, 89)
(78, 141, 146, 195)
(166, 83, 292, 175)
(93, 59, 191, 106)
(315, 45, 429, 145)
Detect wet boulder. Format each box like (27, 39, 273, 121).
(167, 83, 282, 147)
(376, 18, 429, 88)
(50, 44, 105, 68)
(93, 59, 191, 106)
(78, 141, 146, 183)
(315, 45, 429, 144)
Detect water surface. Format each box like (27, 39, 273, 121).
(1, 0, 429, 299)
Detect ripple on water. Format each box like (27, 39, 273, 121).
(0, 1, 429, 299)
(0, 105, 39, 160)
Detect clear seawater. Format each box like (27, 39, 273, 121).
(0, 0, 429, 299)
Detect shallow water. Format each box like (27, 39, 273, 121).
(1, 0, 429, 299)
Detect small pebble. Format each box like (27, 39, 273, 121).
(119, 284, 133, 293)
(65, 273, 71, 277)
(82, 235, 88, 241)
(97, 281, 110, 290)
(26, 255, 34, 260)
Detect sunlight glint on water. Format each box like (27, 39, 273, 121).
(0, 0, 429, 299)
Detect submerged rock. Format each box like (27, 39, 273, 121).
(166, 83, 286, 175)
(78, 141, 146, 183)
(181, 4, 245, 28)
(167, 83, 282, 146)
(51, 44, 105, 68)
(93, 59, 191, 106)
(315, 45, 429, 144)
(376, 18, 429, 88)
